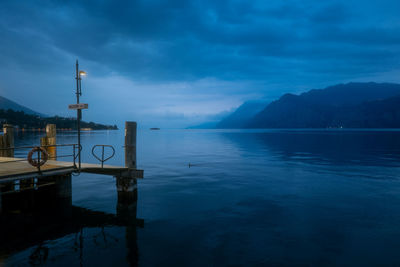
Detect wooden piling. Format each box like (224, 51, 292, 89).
(116, 177, 139, 267)
(117, 122, 138, 204)
(117, 177, 138, 209)
(125, 121, 137, 169)
(1, 124, 14, 157)
(40, 124, 57, 160)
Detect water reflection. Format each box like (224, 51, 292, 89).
(221, 130, 400, 167)
(5, 129, 400, 265)
(0, 175, 143, 266)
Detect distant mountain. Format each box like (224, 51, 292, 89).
(217, 101, 268, 128)
(245, 83, 400, 128)
(330, 95, 400, 128)
(0, 96, 44, 116)
(236, 82, 400, 128)
(284, 82, 400, 107)
(188, 121, 219, 129)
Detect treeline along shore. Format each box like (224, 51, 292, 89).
(0, 109, 118, 131)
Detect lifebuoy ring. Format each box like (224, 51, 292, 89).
(27, 147, 49, 167)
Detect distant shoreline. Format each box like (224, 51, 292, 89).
(0, 128, 119, 132)
(0, 109, 118, 131)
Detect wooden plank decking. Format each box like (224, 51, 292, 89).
(0, 157, 143, 181)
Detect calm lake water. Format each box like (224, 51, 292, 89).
(2, 129, 400, 266)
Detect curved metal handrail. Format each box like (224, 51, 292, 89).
(91, 145, 115, 168)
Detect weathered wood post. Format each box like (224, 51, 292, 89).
(2, 124, 14, 157)
(40, 124, 57, 160)
(117, 121, 138, 205)
(118, 122, 140, 266)
(125, 121, 137, 169)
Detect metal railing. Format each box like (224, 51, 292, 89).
(0, 143, 117, 172)
(0, 143, 81, 170)
(91, 145, 115, 168)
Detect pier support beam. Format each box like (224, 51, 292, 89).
(41, 124, 57, 160)
(0, 174, 72, 216)
(116, 176, 139, 266)
(116, 177, 137, 204)
(117, 120, 139, 224)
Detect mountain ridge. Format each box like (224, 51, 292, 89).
(0, 96, 44, 116)
(217, 82, 400, 129)
(216, 101, 268, 128)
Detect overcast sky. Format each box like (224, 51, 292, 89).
(1, 0, 400, 128)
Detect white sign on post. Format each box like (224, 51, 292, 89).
(68, 103, 89, 110)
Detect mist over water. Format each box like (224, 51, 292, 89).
(3, 129, 400, 266)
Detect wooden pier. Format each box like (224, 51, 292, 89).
(0, 122, 143, 181)
(0, 157, 143, 182)
(0, 122, 143, 213)
(0, 64, 144, 264)
(0, 155, 143, 265)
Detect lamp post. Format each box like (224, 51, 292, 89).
(75, 60, 86, 169)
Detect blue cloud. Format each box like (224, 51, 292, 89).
(0, 0, 400, 127)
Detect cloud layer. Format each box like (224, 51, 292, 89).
(1, 0, 400, 127)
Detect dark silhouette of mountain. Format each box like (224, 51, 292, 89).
(241, 82, 400, 128)
(217, 101, 268, 128)
(188, 121, 219, 129)
(284, 82, 400, 107)
(0, 96, 44, 116)
(332, 95, 400, 128)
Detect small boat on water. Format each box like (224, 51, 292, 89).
(150, 128, 160, 130)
